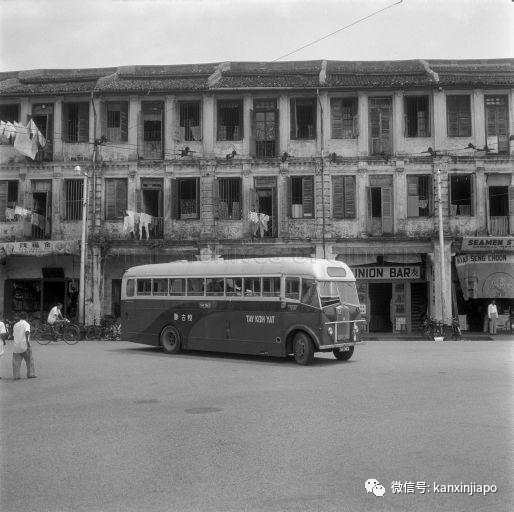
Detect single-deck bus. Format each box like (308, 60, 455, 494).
(121, 258, 363, 365)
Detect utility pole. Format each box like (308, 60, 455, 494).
(436, 168, 447, 327)
(317, 89, 326, 259)
(77, 164, 88, 325)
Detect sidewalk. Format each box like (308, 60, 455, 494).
(362, 332, 514, 342)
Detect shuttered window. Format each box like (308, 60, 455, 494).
(105, 179, 128, 220)
(179, 101, 201, 141)
(485, 95, 509, 154)
(0, 104, 20, 123)
(214, 178, 242, 220)
(331, 98, 357, 139)
(290, 99, 316, 139)
(63, 102, 89, 142)
(332, 176, 356, 219)
(447, 95, 471, 137)
(0, 181, 18, 220)
(64, 179, 84, 220)
(171, 178, 200, 220)
(102, 102, 128, 142)
(289, 176, 314, 218)
(404, 96, 430, 137)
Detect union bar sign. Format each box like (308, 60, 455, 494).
(351, 265, 422, 280)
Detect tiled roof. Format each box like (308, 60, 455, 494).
(1, 59, 512, 97)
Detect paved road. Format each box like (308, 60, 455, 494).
(1, 338, 512, 512)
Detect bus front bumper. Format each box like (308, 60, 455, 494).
(320, 319, 366, 349)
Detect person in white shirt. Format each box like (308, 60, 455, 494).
(12, 311, 36, 379)
(487, 300, 499, 334)
(0, 315, 7, 378)
(47, 303, 64, 325)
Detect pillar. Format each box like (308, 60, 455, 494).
(432, 239, 452, 324)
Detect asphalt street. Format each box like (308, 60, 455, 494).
(1, 337, 513, 512)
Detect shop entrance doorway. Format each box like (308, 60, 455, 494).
(369, 282, 392, 332)
(42, 280, 66, 317)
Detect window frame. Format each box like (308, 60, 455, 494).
(449, 173, 475, 217)
(179, 101, 202, 142)
(330, 97, 358, 139)
(404, 95, 430, 138)
(62, 102, 89, 143)
(289, 176, 315, 218)
(214, 177, 242, 220)
(105, 178, 128, 220)
(63, 179, 84, 221)
(290, 98, 316, 140)
(447, 95, 472, 138)
(332, 175, 356, 219)
(406, 175, 431, 218)
(217, 99, 243, 141)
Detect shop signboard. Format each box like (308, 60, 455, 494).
(0, 240, 79, 256)
(351, 265, 423, 280)
(461, 237, 514, 252)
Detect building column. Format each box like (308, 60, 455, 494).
(432, 89, 446, 152)
(203, 94, 215, 155)
(164, 95, 175, 160)
(472, 90, 485, 148)
(128, 96, 139, 160)
(393, 91, 403, 154)
(278, 94, 289, 155)
(357, 93, 368, 157)
(53, 98, 64, 161)
(243, 94, 252, 156)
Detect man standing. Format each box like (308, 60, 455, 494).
(487, 299, 499, 335)
(12, 312, 36, 379)
(0, 314, 7, 379)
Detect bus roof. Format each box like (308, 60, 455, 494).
(123, 258, 355, 281)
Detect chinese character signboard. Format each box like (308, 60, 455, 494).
(0, 240, 79, 256)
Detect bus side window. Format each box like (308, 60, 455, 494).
(187, 278, 204, 296)
(169, 278, 186, 296)
(244, 277, 261, 296)
(262, 277, 280, 297)
(153, 278, 168, 296)
(137, 279, 152, 296)
(126, 279, 135, 297)
(301, 279, 319, 307)
(206, 278, 225, 296)
(226, 278, 242, 296)
(285, 277, 300, 300)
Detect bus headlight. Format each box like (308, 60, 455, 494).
(327, 326, 334, 337)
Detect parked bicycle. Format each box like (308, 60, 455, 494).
(422, 315, 462, 340)
(35, 319, 82, 345)
(85, 316, 121, 341)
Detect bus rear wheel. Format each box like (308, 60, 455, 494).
(333, 346, 354, 361)
(160, 325, 181, 354)
(293, 332, 314, 365)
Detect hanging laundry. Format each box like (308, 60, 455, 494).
(5, 207, 16, 221)
(123, 210, 137, 238)
(28, 119, 46, 148)
(14, 123, 37, 159)
(248, 210, 260, 236)
(139, 212, 153, 240)
(257, 213, 270, 237)
(31, 212, 46, 228)
(14, 206, 31, 218)
(3, 122, 16, 142)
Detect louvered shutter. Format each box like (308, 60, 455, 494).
(249, 109, 256, 157)
(105, 180, 116, 219)
(344, 176, 356, 218)
(497, 107, 508, 153)
(171, 179, 179, 219)
(100, 101, 107, 141)
(78, 102, 89, 142)
(469, 175, 475, 216)
(366, 187, 372, 232)
(302, 176, 314, 218)
(249, 188, 258, 212)
(332, 176, 345, 219)
(447, 97, 459, 137)
(0, 182, 7, 221)
(136, 182, 142, 213)
(62, 103, 69, 141)
(287, 177, 292, 217)
(118, 180, 128, 218)
(290, 99, 296, 140)
(120, 102, 128, 142)
(381, 187, 393, 234)
(459, 97, 471, 137)
(195, 178, 200, 219)
(213, 178, 220, 219)
(274, 109, 280, 155)
(486, 187, 491, 234)
(509, 186, 514, 235)
(331, 99, 343, 139)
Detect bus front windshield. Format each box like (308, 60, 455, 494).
(318, 281, 359, 308)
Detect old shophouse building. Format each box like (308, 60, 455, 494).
(1, 59, 513, 333)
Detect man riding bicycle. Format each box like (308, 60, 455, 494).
(47, 303, 68, 329)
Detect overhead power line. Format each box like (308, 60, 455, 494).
(272, 0, 404, 62)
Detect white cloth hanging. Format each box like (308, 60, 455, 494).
(139, 213, 153, 240)
(123, 210, 137, 237)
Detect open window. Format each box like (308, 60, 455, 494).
(141, 101, 163, 159)
(404, 96, 430, 137)
(485, 95, 509, 154)
(102, 101, 128, 143)
(290, 98, 316, 139)
(62, 102, 89, 143)
(64, 179, 83, 221)
(407, 175, 431, 217)
(250, 100, 278, 158)
(179, 101, 201, 141)
(172, 178, 200, 220)
(449, 174, 474, 216)
(0, 180, 18, 221)
(367, 183, 393, 235)
(288, 176, 314, 218)
(214, 177, 242, 220)
(217, 100, 243, 141)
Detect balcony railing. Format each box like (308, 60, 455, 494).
(488, 216, 509, 236)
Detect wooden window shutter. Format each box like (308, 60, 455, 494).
(366, 187, 372, 232)
(343, 176, 356, 218)
(332, 176, 345, 219)
(136, 183, 142, 213)
(249, 109, 256, 157)
(290, 99, 296, 140)
(459, 97, 471, 137)
(447, 97, 459, 137)
(238, 101, 244, 140)
(78, 102, 89, 142)
(381, 187, 393, 233)
(195, 178, 200, 218)
(62, 103, 69, 141)
(100, 101, 107, 140)
(105, 180, 116, 219)
(508, 186, 514, 235)
(302, 176, 314, 218)
(250, 187, 258, 212)
(331, 99, 343, 139)
(469, 175, 475, 216)
(274, 109, 280, 152)
(171, 179, 179, 219)
(213, 178, 220, 219)
(118, 180, 128, 218)
(120, 102, 128, 142)
(287, 177, 292, 217)
(0, 182, 8, 221)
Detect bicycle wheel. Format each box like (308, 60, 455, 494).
(85, 325, 101, 340)
(35, 326, 52, 345)
(63, 324, 81, 344)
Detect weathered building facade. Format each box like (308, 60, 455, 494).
(1, 59, 513, 333)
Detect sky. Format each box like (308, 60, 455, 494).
(0, 0, 512, 72)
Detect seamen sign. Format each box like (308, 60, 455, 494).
(461, 237, 514, 252)
(351, 265, 422, 280)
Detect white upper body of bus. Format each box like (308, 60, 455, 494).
(122, 258, 355, 282)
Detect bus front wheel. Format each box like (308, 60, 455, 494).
(160, 325, 182, 354)
(333, 346, 354, 361)
(293, 332, 314, 365)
